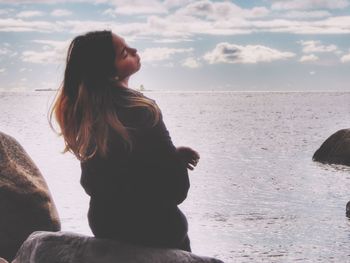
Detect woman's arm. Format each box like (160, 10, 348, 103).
(176, 146, 200, 171)
(145, 115, 190, 204)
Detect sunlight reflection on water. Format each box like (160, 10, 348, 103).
(1, 91, 350, 262)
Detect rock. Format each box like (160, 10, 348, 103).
(313, 129, 350, 165)
(346, 201, 350, 218)
(13, 231, 224, 263)
(0, 132, 61, 261)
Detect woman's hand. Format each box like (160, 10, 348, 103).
(176, 146, 200, 170)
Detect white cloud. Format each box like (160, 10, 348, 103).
(55, 20, 149, 36)
(99, 0, 167, 15)
(341, 52, 350, 63)
(300, 54, 319, 62)
(0, 0, 84, 3)
(203, 42, 296, 64)
(0, 5, 350, 36)
(153, 38, 193, 43)
(102, 8, 116, 17)
(1, 15, 348, 36)
(0, 45, 17, 58)
(22, 50, 58, 64)
(236, 16, 350, 34)
(0, 0, 163, 15)
(0, 18, 57, 32)
(271, 0, 349, 10)
(51, 9, 72, 17)
(0, 47, 10, 55)
(55, 20, 118, 34)
(182, 57, 201, 68)
(0, 8, 14, 15)
(16, 10, 44, 18)
(246, 16, 350, 34)
(143, 13, 350, 37)
(163, 62, 175, 67)
(283, 10, 331, 19)
(298, 40, 338, 53)
(163, 0, 193, 8)
(33, 39, 69, 47)
(248, 7, 270, 18)
(125, 9, 249, 38)
(0, 68, 6, 73)
(145, 14, 251, 37)
(140, 47, 193, 62)
(175, 0, 269, 20)
(22, 40, 69, 64)
(176, 0, 236, 19)
(19, 68, 32, 72)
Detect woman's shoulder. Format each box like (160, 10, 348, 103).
(114, 87, 156, 103)
(120, 102, 159, 127)
(131, 89, 157, 104)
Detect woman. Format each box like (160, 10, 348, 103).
(50, 30, 200, 251)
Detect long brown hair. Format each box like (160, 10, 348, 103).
(50, 30, 160, 161)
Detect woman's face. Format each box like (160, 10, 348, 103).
(112, 33, 141, 80)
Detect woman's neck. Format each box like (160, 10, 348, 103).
(119, 77, 129, 88)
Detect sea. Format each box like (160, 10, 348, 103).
(1, 90, 350, 263)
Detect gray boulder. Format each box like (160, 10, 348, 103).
(13, 231, 224, 263)
(313, 129, 350, 166)
(0, 132, 61, 261)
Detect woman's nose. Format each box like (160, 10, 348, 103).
(130, 48, 137, 54)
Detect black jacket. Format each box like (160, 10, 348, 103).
(80, 95, 190, 247)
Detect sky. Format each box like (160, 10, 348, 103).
(0, 0, 349, 92)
